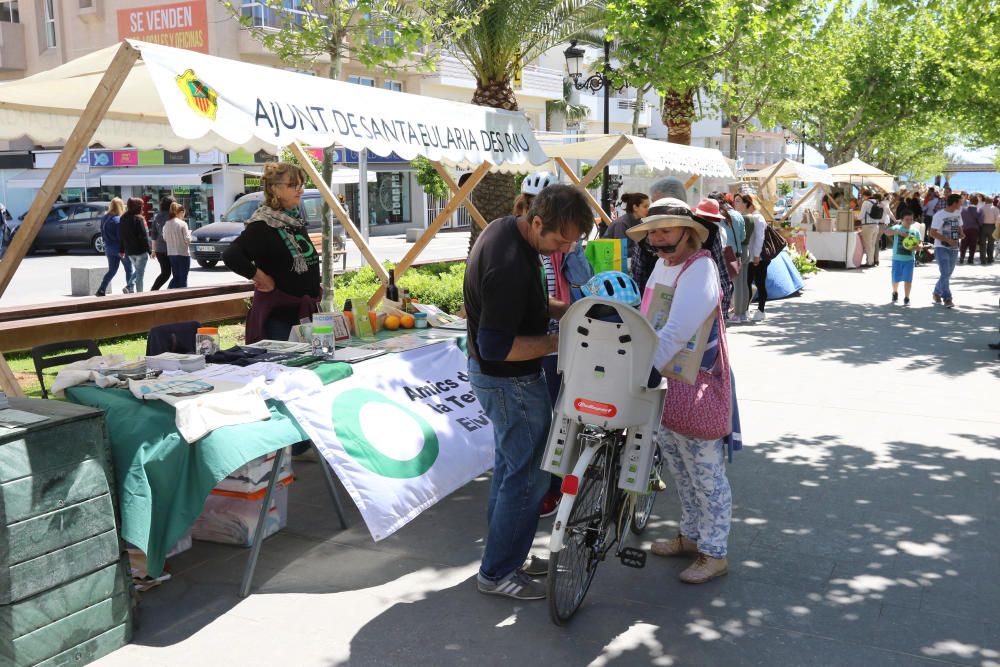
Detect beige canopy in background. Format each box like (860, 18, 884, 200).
(826, 158, 895, 193)
(747, 158, 836, 187)
(541, 134, 734, 179)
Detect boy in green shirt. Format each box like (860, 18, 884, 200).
(885, 211, 922, 306)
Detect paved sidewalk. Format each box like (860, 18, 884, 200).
(95, 252, 1000, 666)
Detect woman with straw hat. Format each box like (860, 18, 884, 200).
(627, 198, 737, 584)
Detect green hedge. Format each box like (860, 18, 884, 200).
(334, 261, 466, 314)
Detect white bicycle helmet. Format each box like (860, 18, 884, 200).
(521, 171, 558, 196)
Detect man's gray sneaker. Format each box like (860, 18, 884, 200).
(522, 555, 549, 577)
(477, 571, 546, 600)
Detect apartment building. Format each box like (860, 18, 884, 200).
(0, 0, 573, 233)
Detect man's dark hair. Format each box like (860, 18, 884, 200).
(159, 196, 176, 212)
(946, 193, 962, 207)
(526, 184, 594, 238)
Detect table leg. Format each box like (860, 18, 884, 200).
(313, 441, 349, 530)
(239, 448, 285, 598)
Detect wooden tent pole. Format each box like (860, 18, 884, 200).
(781, 184, 819, 222)
(683, 174, 699, 190)
(0, 41, 138, 397)
(288, 142, 388, 286)
(368, 162, 490, 307)
(431, 162, 489, 230)
(554, 157, 613, 230)
(0, 41, 139, 299)
(578, 135, 628, 190)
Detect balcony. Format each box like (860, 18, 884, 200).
(0, 21, 25, 72)
(577, 94, 653, 130)
(420, 53, 563, 101)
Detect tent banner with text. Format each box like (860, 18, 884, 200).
(284, 341, 494, 540)
(137, 40, 548, 169)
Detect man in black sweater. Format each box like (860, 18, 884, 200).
(465, 184, 593, 600)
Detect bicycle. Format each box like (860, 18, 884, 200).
(540, 296, 667, 625)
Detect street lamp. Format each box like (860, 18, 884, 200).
(563, 39, 624, 216)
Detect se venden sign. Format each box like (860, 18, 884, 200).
(117, 0, 208, 54)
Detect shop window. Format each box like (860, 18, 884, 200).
(43, 0, 56, 47)
(0, 0, 20, 23)
(344, 171, 410, 226)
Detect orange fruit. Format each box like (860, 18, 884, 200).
(400, 314, 415, 329)
(384, 315, 400, 330)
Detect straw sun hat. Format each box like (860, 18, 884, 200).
(626, 197, 709, 244)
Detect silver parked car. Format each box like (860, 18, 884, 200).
(13, 202, 110, 254)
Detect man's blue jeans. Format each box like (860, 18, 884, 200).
(935, 246, 958, 300)
(468, 356, 552, 583)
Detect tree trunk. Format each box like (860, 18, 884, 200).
(319, 50, 344, 312)
(662, 88, 695, 146)
(631, 84, 651, 136)
(728, 113, 739, 160)
(468, 79, 519, 255)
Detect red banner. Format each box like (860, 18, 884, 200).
(117, 0, 209, 54)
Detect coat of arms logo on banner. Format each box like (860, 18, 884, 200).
(175, 69, 218, 120)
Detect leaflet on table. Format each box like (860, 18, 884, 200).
(642, 282, 713, 385)
(145, 353, 205, 372)
(358, 334, 451, 354)
(160, 362, 324, 402)
(412, 303, 467, 329)
(243, 340, 313, 354)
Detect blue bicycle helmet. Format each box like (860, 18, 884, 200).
(581, 271, 641, 307)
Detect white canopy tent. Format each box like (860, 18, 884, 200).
(538, 134, 734, 227)
(0, 40, 552, 395)
(746, 158, 836, 224)
(826, 158, 895, 193)
(0, 39, 549, 297)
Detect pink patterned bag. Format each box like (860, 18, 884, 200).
(661, 255, 732, 441)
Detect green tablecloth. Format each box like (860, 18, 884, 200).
(65, 386, 309, 578)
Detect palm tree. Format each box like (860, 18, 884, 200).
(444, 0, 605, 253)
(546, 77, 591, 131)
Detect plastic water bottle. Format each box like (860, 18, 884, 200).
(311, 325, 335, 356)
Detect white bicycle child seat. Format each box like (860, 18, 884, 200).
(542, 296, 665, 492)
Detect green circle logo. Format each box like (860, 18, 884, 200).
(332, 388, 439, 478)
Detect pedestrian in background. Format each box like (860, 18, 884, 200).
(959, 194, 982, 265)
(148, 196, 174, 291)
(163, 202, 192, 289)
(978, 197, 997, 265)
(120, 197, 151, 293)
(930, 193, 963, 308)
(95, 197, 133, 297)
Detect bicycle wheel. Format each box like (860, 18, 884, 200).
(631, 444, 664, 534)
(548, 444, 613, 625)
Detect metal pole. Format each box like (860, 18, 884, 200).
(601, 40, 611, 216)
(358, 149, 370, 243)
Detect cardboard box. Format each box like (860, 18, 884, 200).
(214, 448, 293, 494)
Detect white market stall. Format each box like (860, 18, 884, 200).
(0, 39, 551, 389)
(823, 158, 897, 268)
(540, 134, 734, 225)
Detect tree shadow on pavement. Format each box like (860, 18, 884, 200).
(737, 297, 999, 377)
(341, 433, 1000, 667)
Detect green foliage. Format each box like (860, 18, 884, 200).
(280, 147, 323, 188)
(580, 163, 604, 190)
(443, 0, 606, 87)
(411, 156, 451, 200)
(334, 262, 466, 314)
(786, 245, 819, 276)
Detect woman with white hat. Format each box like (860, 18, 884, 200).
(627, 198, 735, 584)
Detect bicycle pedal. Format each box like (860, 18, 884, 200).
(619, 547, 646, 569)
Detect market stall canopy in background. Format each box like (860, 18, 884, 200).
(541, 134, 734, 179)
(0, 40, 549, 172)
(825, 158, 896, 193)
(747, 158, 836, 186)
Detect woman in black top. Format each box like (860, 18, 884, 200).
(119, 197, 151, 293)
(223, 162, 321, 343)
(603, 192, 651, 255)
(148, 196, 175, 291)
